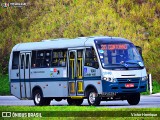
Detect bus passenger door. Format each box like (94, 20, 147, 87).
(19, 52, 31, 98)
(25, 53, 31, 98)
(68, 50, 84, 96)
(68, 51, 76, 96)
(76, 50, 84, 95)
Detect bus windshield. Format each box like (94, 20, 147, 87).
(95, 42, 144, 69)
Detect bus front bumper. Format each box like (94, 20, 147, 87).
(101, 79, 147, 94)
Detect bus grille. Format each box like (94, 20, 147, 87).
(117, 78, 140, 83)
(117, 78, 140, 91)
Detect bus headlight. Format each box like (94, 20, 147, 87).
(102, 77, 116, 82)
(142, 76, 148, 81)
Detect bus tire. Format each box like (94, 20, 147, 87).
(87, 89, 101, 106)
(127, 93, 140, 105)
(33, 89, 48, 106)
(44, 98, 51, 106)
(75, 99, 83, 106)
(67, 98, 83, 106)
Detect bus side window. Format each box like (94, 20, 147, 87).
(36, 50, 45, 68)
(44, 50, 51, 67)
(12, 51, 20, 69)
(52, 51, 58, 66)
(26, 54, 29, 69)
(85, 48, 99, 69)
(31, 51, 36, 68)
(52, 49, 67, 67)
(21, 55, 24, 69)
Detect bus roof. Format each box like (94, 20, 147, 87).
(12, 36, 132, 51)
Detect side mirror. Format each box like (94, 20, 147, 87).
(136, 46, 143, 59)
(136, 46, 142, 55)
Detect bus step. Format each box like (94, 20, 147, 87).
(70, 96, 84, 99)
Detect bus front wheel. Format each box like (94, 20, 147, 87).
(87, 89, 101, 106)
(127, 93, 140, 105)
(33, 89, 51, 106)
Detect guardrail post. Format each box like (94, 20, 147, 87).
(148, 74, 152, 94)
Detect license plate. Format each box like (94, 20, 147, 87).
(125, 83, 134, 88)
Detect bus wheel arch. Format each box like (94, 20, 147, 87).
(32, 86, 43, 98)
(32, 86, 51, 106)
(85, 85, 101, 106)
(84, 85, 98, 96)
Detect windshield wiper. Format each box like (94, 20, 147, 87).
(105, 63, 128, 68)
(125, 61, 144, 68)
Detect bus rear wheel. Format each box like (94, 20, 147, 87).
(67, 98, 83, 106)
(33, 89, 51, 106)
(127, 93, 140, 105)
(87, 89, 101, 106)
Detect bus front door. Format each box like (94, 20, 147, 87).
(19, 52, 31, 98)
(68, 50, 84, 96)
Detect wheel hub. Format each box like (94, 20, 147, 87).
(35, 93, 41, 104)
(89, 92, 96, 104)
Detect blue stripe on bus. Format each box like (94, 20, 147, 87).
(84, 76, 101, 80)
(10, 76, 101, 83)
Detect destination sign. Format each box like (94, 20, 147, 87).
(101, 44, 127, 50)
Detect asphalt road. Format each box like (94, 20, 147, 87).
(0, 95, 160, 108)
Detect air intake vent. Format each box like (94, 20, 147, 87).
(121, 74, 135, 76)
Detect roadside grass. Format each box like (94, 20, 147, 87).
(0, 74, 160, 95)
(0, 106, 159, 120)
(0, 106, 160, 111)
(141, 80, 160, 95)
(0, 75, 9, 95)
(152, 80, 160, 94)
